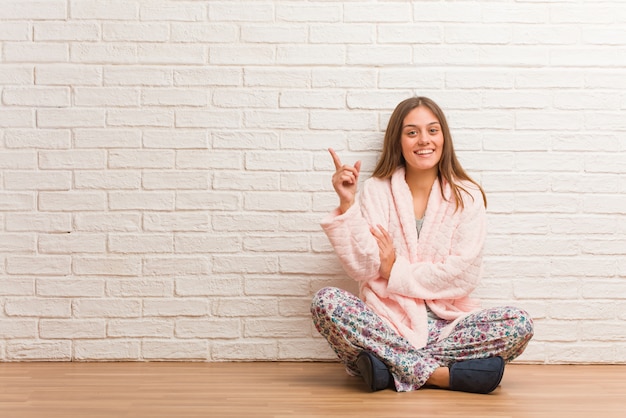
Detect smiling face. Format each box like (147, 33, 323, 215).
(400, 106, 444, 177)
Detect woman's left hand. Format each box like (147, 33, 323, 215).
(370, 224, 396, 280)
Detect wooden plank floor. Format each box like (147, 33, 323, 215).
(0, 362, 624, 418)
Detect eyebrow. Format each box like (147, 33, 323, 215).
(402, 122, 441, 129)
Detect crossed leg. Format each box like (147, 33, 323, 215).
(311, 287, 534, 392)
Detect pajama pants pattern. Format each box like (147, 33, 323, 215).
(311, 287, 534, 392)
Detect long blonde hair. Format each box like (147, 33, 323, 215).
(372, 97, 487, 210)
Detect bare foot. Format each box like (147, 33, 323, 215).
(425, 367, 450, 389)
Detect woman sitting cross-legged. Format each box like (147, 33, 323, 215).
(311, 97, 534, 394)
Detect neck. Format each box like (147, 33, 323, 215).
(405, 167, 438, 195)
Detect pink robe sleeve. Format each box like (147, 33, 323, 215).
(320, 180, 386, 283)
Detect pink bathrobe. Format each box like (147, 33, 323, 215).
(321, 167, 487, 350)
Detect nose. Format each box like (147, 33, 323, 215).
(417, 130, 429, 144)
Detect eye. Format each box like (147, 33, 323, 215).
(407, 130, 417, 136)
(429, 128, 439, 134)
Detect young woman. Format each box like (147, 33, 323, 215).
(311, 97, 534, 394)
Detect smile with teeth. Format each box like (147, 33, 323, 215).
(415, 149, 434, 156)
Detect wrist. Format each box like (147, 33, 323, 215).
(338, 200, 354, 214)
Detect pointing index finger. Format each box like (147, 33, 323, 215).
(328, 148, 342, 170)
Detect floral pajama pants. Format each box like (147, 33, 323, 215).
(311, 287, 534, 392)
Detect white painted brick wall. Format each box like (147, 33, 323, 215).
(0, 0, 624, 364)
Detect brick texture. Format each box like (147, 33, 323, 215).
(0, 0, 625, 363)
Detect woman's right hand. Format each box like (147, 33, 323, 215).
(329, 148, 361, 214)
